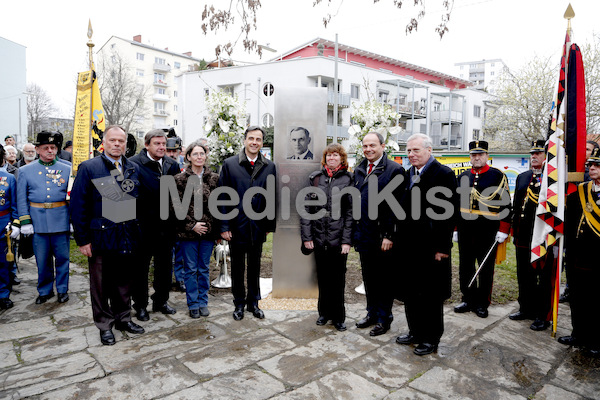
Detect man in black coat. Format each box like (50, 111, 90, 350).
(219, 126, 276, 321)
(396, 133, 457, 355)
(454, 140, 512, 318)
(509, 140, 553, 331)
(353, 132, 405, 337)
(129, 129, 181, 320)
(71, 125, 145, 345)
(558, 147, 600, 356)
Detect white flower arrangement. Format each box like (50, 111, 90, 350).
(204, 91, 247, 166)
(347, 100, 402, 163)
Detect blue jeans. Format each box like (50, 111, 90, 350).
(33, 233, 70, 295)
(172, 241, 185, 282)
(180, 239, 214, 310)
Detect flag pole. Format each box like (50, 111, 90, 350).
(87, 20, 95, 158)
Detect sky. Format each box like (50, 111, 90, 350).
(1, 0, 598, 117)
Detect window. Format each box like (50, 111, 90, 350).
(136, 69, 144, 77)
(351, 84, 360, 99)
(434, 102, 442, 111)
(420, 123, 427, 133)
(173, 104, 178, 111)
(204, 88, 209, 96)
(474, 105, 481, 118)
(157, 88, 166, 95)
(491, 71, 495, 76)
(111, 43, 116, 49)
(136, 130, 144, 139)
(470, 64, 476, 68)
(173, 119, 178, 126)
(473, 129, 481, 140)
(136, 52, 145, 61)
(378, 90, 389, 103)
(263, 82, 274, 97)
(174, 62, 181, 69)
(155, 57, 166, 64)
(174, 90, 178, 98)
(154, 73, 165, 83)
(491, 63, 495, 67)
(223, 86, 234, 97)
(245, 83, 251, 100)
(398, 95, 407, 106)
(460, 65, 464, 70)
(262, 113, 274, 127)
(154, 102, 165, 111)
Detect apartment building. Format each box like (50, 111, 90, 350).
(453, 59, 508, 94)
(0, 36, 27, 146)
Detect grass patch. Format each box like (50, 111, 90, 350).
(69, 239, 89, 267)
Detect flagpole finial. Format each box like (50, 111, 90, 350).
(564, 4, 575, 20)
(87, 20, 95, 70)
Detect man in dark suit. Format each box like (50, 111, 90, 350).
(71, 125, 145, 345)
(219, 126, 276, 320)
(396, 133, 457, 355)
(558, 147, 600, 356)
(354, 132, 405, 337)
(454, 140, 512, 318)
(509, 140, 553, 331)
(287, 127, 313, 160)
(129, 129, 181, 320)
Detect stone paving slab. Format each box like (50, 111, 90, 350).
(271, 370, 389, 399)
(178, 329, 295, 377)
(258, 330, 379, 386)
(163, 368, 286, 400)
(0, 352, 104, 398)
(18, 327, 89, 363)
(36, 358, 199, 400)
(0, 317, 55, 341)
(0, 341, 19, 369)
(533, 384, 587, 400)
(52, 306, 95, 331)
(384, 388, 438, 400)
(549, 349, 600, 399)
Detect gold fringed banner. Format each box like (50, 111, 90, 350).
(495, 239, 508, 264)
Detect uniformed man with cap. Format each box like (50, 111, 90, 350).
(165, 135, 185, 291)
(558, 147, 600, 356)
(509, 140, 553, 331)
(17, 131, 71, 304)
(454, 140, 512, 318)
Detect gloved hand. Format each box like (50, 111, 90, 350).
(10, 226, 20, 239)
(21, 224, 34, 236)
(495, 231, 509, 244)
(70, 223, 74, 233)
(452, 231, 459, 242)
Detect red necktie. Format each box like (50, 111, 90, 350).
(250, 161, 255, 166)
(368, 163, 374, 174)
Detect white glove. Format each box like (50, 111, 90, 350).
(10, 226, 20, 239)
(21, 224, 34, 236)
(452, 231, 459, 242)
(495, 231, 509, 244)
(70, 223, 74, 233)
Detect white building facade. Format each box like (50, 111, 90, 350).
(453, 59, 508, 94)
(178, 38, 493, 152)
(97, 35, 203, 138)
(0, 36, 27, 146)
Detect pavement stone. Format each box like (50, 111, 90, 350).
(18, 327, 89, 363)
(533, 384, 587, 400)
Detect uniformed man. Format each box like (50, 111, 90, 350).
(454, 140, 512, 318)
(558, 147, 600, 356)
(0, 144, 21, 310)
(509, 140, 553, 331)
(17, 131, 71, 304)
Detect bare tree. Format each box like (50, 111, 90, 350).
(582, 34, 600, 135)
(26, 83, 56, 140)
(96, 50, 149, 133)
(202, 0, 454, 57)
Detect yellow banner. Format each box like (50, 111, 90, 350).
(437, 156, 472, 175)
(90, 63, 105, 151)
(73, 70, 93, 173)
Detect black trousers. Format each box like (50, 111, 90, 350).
(515, 245, 554, 320)
(359, 246, 394, 324)
(458, 227, 497, 309)
(314, 246, 347, 322)
(89, 253, 135, 331)
(568, 265, 600, 349)
(132, 232, 173, 309)
(230, 241, 263, 308)
(404, 295, 444, 345)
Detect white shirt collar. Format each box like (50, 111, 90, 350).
(147, 152, 163, 167)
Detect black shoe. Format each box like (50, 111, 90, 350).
(57, 293, 69, 303)
(414, 343, 438, 356)
(199, 306, 210, 317)
(100, 329, 116, 345)
(233, 306, 244, 321)
(559, 288, 570, 303)
(247, 306, 265, 319)
(509, 310, 531, 321)
(454, 302, 471, 313)
(558, 335, 579, 346)
(174, 281, 186, 292)
(136, 308, 150, 321)
(152, 302, 176, 314)
(333, 322, 347, 332)
(396, 334, 416, 345)
(0, 298, 14, 310)
(10, 276, 20, 286)
(189, 309, 200, 319)
(530, 319, 550, 331)
(35, 293, 55, 304)
(316, 316, 329, 326)
(356, 315, 377, 329)
(588, 348, 600, 358)
(475, 307, 489, 318)
(115, 321, 145, 334)
(369, 323, 389, 337)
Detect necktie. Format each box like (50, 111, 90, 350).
(115, 160, 122, 173)
(368, 163, 374, 174)
(415, 167, 419, 176)
(250, 161, 255, 166)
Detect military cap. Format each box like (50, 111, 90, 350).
(4, 135, 14, 141)
(530, 139, 546, 153)
(469, 140, 488, 154)
(588, 147, 600, 165)
(166, 137, 182, 150)
(63, 140, 73, 150)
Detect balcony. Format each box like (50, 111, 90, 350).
(152, 93, 170, 102)
(326, 125, 350, 140)
(430, 110, 463, 123)
(153, 109, 170, 117)
(153, 63, 171, 73)
(153, 79, 168, 87)
(327, 91, 351, 108)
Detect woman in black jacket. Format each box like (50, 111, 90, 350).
(300, 143, 354, 331)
